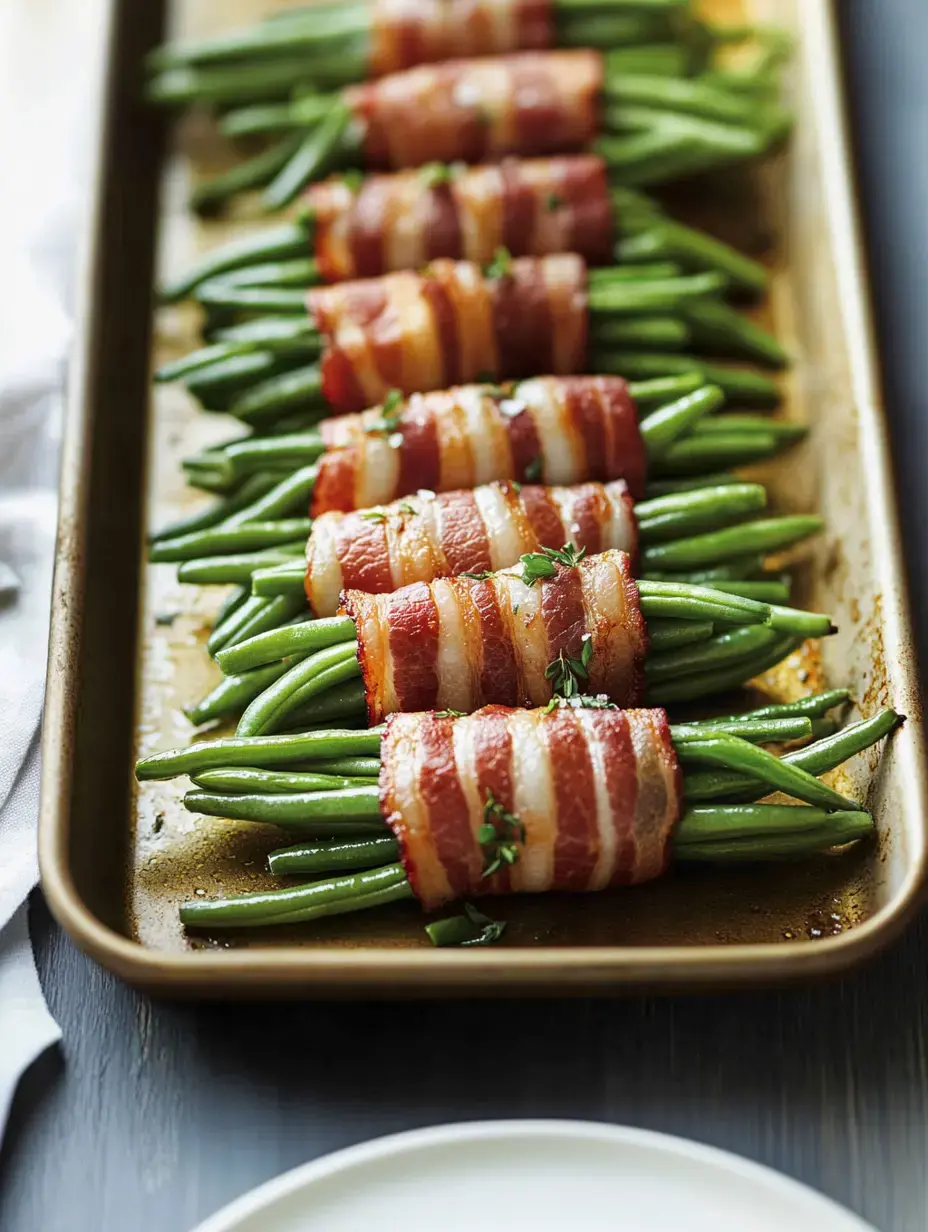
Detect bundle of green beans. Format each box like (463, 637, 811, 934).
(174, 563, 839, 735)
(147, 10, 790, 212)
(149, 383, 809, 573)
(163, 184, 770, 304)
(131, 694, 901, 935)
(158, 264, 786, 431)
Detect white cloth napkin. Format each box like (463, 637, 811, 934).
(0, 0, 107, 1141)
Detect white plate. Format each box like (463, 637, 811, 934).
(192, 1120, 875, 1232)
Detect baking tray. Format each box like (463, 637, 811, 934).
(39, 0, 928, 996)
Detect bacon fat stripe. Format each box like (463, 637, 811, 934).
(344, 52, 602, 171)
(341, 548, 647, 723)
(311, 375, 644, 516)
(305, 478, 637, 616)
(368, 0, 554, 78)
(307, 255, 588, 413)
(379, 705, 681, 910)
(307, 156, 614, 282)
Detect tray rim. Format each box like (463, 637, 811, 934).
(38, 0, 928, 996)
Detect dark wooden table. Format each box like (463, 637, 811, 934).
(2, 4, 927, 1229)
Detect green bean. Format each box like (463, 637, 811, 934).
(210, 257, 321, 291)
(267, 836, 399, 876)
(224, 462, 319, 527)
(708, 689, 850, 724)
(637, 384, 724, 459)
(190, 135, 305, 215)
(180, 865, 412, 929)
(653, 431, 784, 473)
(627, 373, 705, 406)
(615, 221, 768, 295)
(674, 734, 856, 810)
(601, 352, 781, 406)
(162, 223, 310, 303)
(644, 472, 738, 499)
(700, 579, 790, 603)
(604, 72, 767, 126)
(213, 316, 319, 350)
(208, 593, 273, 657)
(645, 619, 714, 652)
(264, 100, 353, 210)
(647, 625, 791, 684)
(672, 716, 812, 743)
(229, 365, 324, 424)
(644, 555, 764, 584)
(185, 659, 301, 728)
(307, 756, 382, 778)
(285, 679, 368, 727)
(178, 546, 304, 586)
(675, 819, 873, 861)
(217, 616, 355, 674)
(635, 483, 766, 540)
(684, 709, 902, 803)
(191, 768, 374, 794)
(211, 592, 309, 658)
(646, 633, 803, 705)
(593, 261, 683, 281)
(588, 316, 691, 349)
(689, 415, 804, 440)
(186, 785, 384, 827)
(637, 579, 770, 625)
(683, 299, 788, 367)
(149, 473, 282, 546)
(588, 270, 727, 314)
(136, 728, 383, 780)
(236, 641, 360, 737)
(151, 519, 312, 562)
(639, 515, 823, 571)
(195, 282, 310, 315)
(251, 561, 307, 597)
(184, 351, 285, 401)
(674, 806, 872, 847)
(212, 584, 250, 633)
(147, 62, 322, 108)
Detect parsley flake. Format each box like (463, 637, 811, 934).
(434, 708, 466, 719)
(419, 161, 453, 188)
(546, 192, 564, 212)
(360, 508, 388, 523)
(461, 570, 494, 581)
(524, 456, 542, 482)
(426, 902, 507, 947)
(397, 501, 418, 516)
(519, 543, 587, 586)
(478, 790, 526, 878)
(363, 388, 405, 439)
(340, 169, 364, 193)
(544, 633, 593, 699)
(485, 246, 513, 280)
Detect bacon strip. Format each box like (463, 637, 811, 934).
(379, 705, 681, 910)
(306, 479, 637, 616)
(341, 548, 648, 722)
(307, 156, 614, 282)
(307, 256, 588, 413)
(368, 0, 554, 78)
(310, 374, 645, 515)
(345, 52, 602, 171)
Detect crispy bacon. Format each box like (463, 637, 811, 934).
(345, 51, 603, 170)
(379, 704, 681, 909)
(310, 375, 644, 516)
(341, 548, 647, 723)
(305, 478, 637, 616)
(307, 156, 614, 282)
(307, 255, 588, 413)
(368, 0, 554, 78)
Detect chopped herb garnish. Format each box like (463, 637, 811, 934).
(519, 543, 587, 586)
(360, 508, 388, 523)
(544, 633, 593, 699)
(524, 456, 542, 482)
(426, 903, 507, 947)
(397, 501, 418, 516)
(543, 694, 617, 715)
(546, 192, 564, 212)
(152, 812, 165, 834)
(461, 570, 494, 581)
(340, 169, 364, 193)
(419, 161, 453, 188)
(510, 480, 521, 494)
(478, 790, 526, 878)
(513, 603, 520, 615)
(485, 246, 513, 280)
(434, 708, 466, 719)
(363, 388, 405, 438)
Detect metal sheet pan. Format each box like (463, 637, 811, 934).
(38, 0, 928, 995)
